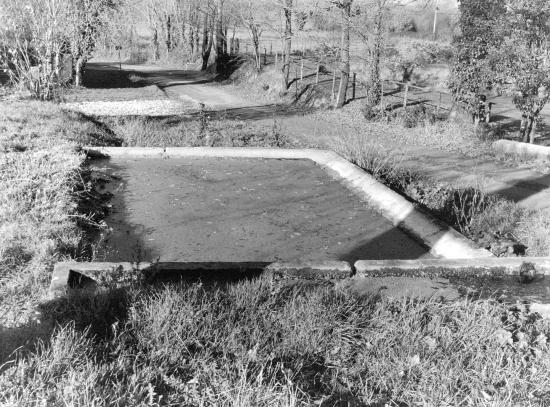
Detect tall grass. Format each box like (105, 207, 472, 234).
(108, 115, 295, 148)
(1, 279, 549, 406)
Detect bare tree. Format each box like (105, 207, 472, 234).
(230, 0, 266, 71)
(201, 3, 215, 70)
(67, 0, 120, 87)
(281, 0, 293, 92)
(1, 0, 71, 98)
(214, 0, 228, 74)
(348, 0, 430, 107)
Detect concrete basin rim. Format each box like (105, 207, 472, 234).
(84, 146, 493, 260)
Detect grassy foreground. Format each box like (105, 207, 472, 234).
(1, 96, 550, 406)
(2, 279, 550, 406)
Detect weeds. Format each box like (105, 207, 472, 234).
(108, 114, 297, 149)
(331, 132, 417, 188)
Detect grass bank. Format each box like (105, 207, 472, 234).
(2, 279, 550, 406)
(0, 100, 117, 358)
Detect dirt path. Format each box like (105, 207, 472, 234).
(114, 63, 252, 109)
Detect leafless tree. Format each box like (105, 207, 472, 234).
(0, 0, 70, 98)
(0, 0, 113, 97)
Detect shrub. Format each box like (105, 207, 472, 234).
(109, 115, 296, 149)
(390, 105, 436, 128)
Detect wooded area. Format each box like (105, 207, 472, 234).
(1, 0, 550, 142)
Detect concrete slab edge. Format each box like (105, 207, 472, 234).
(86, 146, 492, 259)
(50, 257, 550, 294)
(493, 140, 550, 161)
(355, 258, 550, 278)
(48, 260, 354, 296)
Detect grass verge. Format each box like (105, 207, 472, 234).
(1, 279, 549, 406)
(0, 100, 115, 346)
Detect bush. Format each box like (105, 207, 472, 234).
(391, 105, 436, 128)
(475, 122, 506, 141)
(361, 104, 381, 121)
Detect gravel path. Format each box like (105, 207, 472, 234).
(62, 98, 198, 116)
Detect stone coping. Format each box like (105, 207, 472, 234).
(493, 139, 550, 161)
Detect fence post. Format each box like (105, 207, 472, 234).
(381, 80, 384, 108)
(316, 63, 320, 84)
(295, 65, 299, 100)
(352, 72, 356, 100)
(300, 58, 304, 81)
(270, 42, 273, 56)
(264, 48, 267, 66)
(275, 52, 278, 67)
(403, 84, 409, 108)
(331, 66, 337, 101)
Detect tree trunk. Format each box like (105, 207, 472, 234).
(520, 114, 529, 142)
(281, 0, 293, 93)
(201, 13, 213, 71)
(230, 25, 236, 55)
(529, 117, 537, 144)
(74, 57, 85, 87)
(194, 27, 200, 57)
(223, 25, 228, 55)
(152, 29, 160, 61)
(336, 0, 352, 108)
(365, 6, 384, 107)
(249, 24, 262, 71)
(54, 48, 62, 80)
(214, 0, 226, 74)
(166, 15, 172, 51)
